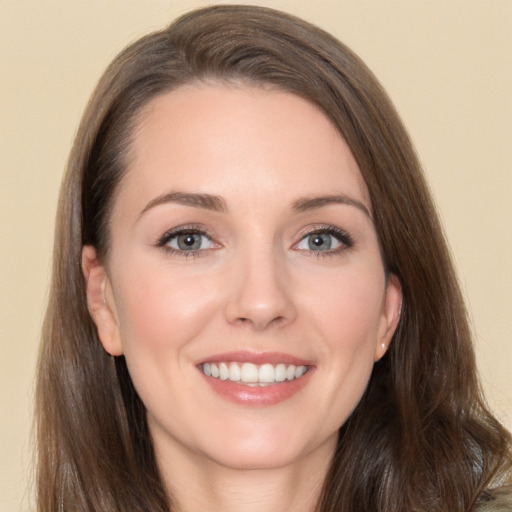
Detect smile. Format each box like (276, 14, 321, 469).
(201, 362, 308, 386)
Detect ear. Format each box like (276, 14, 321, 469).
(82, 245, 123, 356)
(374, 274, 402, 361)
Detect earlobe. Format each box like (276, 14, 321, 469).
(82, 245, 123, 356)
(374, 274, 402, 361)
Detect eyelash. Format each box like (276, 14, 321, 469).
(155, 224, 354, 258)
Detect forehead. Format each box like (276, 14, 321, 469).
(120, 83, 370, 213)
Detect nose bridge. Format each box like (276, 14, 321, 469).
(225, 235, 295, 330)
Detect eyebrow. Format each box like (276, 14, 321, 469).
(138, 191, 371, 220)
(139, 191, 228, 218)
(292, 195, 371, 218)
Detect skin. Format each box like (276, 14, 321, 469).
(83, 84, 402, 512)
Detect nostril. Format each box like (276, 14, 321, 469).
(272, 316, 287, 327)
(234, 317, 253, 326)
(233, 315, 286, 329)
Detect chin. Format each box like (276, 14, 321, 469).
(204, 443, 305, 471)
(195, 420, 336, 472)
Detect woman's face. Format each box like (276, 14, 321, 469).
(84, 84, 401, 473)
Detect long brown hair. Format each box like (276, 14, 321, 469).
(36, 5, 511, 511)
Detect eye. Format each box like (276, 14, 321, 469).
(168, 232, 212, 251)
(296, 233, 341, 251)
(294, 227, 353, 254)
(157, 228, 217, 254)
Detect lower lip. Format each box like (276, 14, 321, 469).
(200, 369, 314, 406)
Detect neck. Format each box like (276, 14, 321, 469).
(156, 438, 334, 512)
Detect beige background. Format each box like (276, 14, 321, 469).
(1, 1, 511, 510)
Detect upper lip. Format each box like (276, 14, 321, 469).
(197, 350, 314, 367)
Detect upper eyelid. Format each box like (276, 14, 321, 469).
(295, 224, 353, 240)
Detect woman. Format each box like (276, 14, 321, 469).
(35, 4, 512, 511)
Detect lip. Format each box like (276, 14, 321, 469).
(197, 351, 315, 406)
(197, 350, 314, 366)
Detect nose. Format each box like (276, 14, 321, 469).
(224, 248, 297, 331)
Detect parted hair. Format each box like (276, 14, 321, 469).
(36, 4, 512, 511)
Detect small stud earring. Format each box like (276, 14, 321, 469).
(381, 343, 387, 350)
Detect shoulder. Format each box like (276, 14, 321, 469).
(476, 487, 512, 512)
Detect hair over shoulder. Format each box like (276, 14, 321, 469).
(36, 4, 512, 512)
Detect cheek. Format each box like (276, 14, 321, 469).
(298, 265, 385, 420)
(109, 258, 225, 428)
(111, 257, 222, 360)
(302, 264, 386, 350)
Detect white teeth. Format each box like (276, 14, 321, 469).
(240, 362, 259, 383)
(258, 363, 275, 383)
(275, 363, 287, 382)
(286, 365, 296, 380)
(219, 362, 229, 380)
(228, 362, 240, 381)
(201, 361, 308, 385)
(295, 365, 306, 378)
